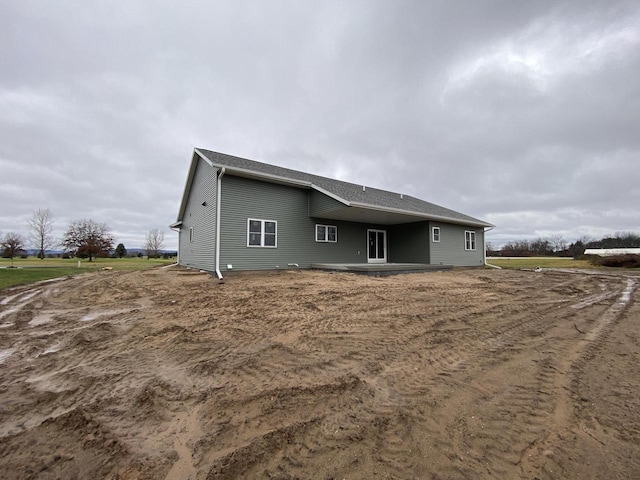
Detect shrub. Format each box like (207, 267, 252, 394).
(589, 254, 640, 268)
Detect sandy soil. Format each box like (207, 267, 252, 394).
(0, 266, 639, 480)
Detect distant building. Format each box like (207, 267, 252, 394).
(584, 248, 640, 256)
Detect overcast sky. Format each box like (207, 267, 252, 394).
(2, 1, 639, 250)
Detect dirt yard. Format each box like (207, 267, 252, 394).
(0, 266, 638, 479)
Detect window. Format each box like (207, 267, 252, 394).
(316, 224, 337, 243)
(465, 230, 476, 251)
(247, 219, 277, 247)
(432, 226, 440, 243)
(189, 227, 194, 243)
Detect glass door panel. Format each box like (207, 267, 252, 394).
(367, 229, 386, 263)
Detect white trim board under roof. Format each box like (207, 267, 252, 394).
(175, 149, 493, 228)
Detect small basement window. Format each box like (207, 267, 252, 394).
(432, 226, 440, 242)
(465, 230, 476, 251)
(247, 218, 277, 248)
(316, 224, 337, 243)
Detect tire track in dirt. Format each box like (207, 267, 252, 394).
(311, 273, 622, 477)
(356, 272, 631, 479)
(358, 277, 579, 409)
(516, 276, 637, 479)
(565, 275, 640, 479)
(195, 375, 368, 478)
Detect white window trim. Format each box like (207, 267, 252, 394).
(465, 230, 476, 251)
(432, 226, 440, 243)
(316, 224, 337, 243)
(247, 218, 278, 248)
(189, 227, 194, 243)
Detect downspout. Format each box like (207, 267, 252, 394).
(483, 226, 501, 269)
(169, 225, 181, 264)
(215, 167, 225, 280)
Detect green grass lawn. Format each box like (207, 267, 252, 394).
(0, 257, 175, 291)
(486, 257, 594, 269)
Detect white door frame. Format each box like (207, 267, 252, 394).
(367, 229, 387, 263)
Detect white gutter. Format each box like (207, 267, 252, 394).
(215, 167, 225, 280)
(483, 226, 501, 269)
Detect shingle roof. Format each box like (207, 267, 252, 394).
(195, 148, 493, 228)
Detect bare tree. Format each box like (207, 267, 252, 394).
(61, 219, 114, 262)
(28, 208, 55, 259)
(2, 232, 26, 267)
(548, 234, 566, 253)
(145, 228, 165, 259)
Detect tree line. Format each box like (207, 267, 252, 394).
(488, 232, 640, 258)
(1, 208, 167, 264)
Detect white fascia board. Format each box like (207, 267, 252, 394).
(349, 201, 494, 228)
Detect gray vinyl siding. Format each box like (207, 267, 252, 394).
(219, 175, 378, 270)
(430, 222, 485, 267)
(309, 221, 374, 264)
(178, 160, 218, 271)
(308, 190, 347, 217)
(388, 222, 430, 263)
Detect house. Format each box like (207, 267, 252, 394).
(170, 149, 494, 277)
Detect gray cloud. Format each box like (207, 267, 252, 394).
(1, 1, 639, 250)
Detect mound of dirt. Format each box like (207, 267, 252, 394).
(0, 407, 126, 479)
